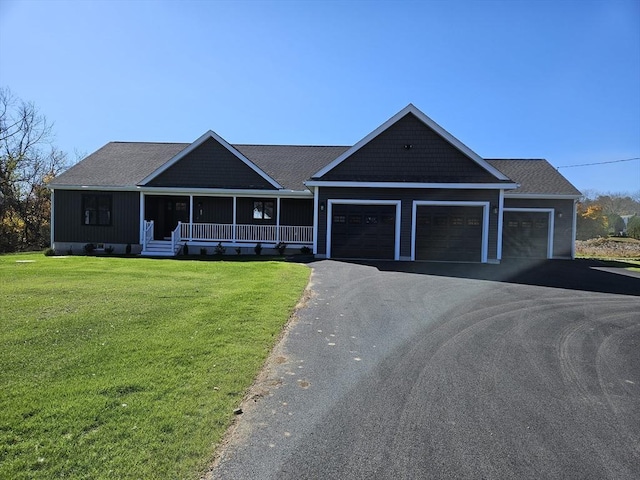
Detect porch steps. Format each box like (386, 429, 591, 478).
(141, 240, 180, 257)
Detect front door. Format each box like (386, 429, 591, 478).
(145, 196, 190, 240)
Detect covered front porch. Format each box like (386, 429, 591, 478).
(140, 193, 314, 256)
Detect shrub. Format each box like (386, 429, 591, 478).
(235, 247, 242, 255)
(254, 243, 262, 255)
(125, 243, 132, 255)
(300, 246, 312, 255)
(183, 244, 189, 255)
(43, 247, 55, 256)
(214, 242, 226, 256)
(105, 246, 114, 254)
(200, 247, 207, 256)
(628, 216, 640, 240)
(83, 243, 96, 254)
(276, 242, 287, 256)
(66, 246, 73, 255)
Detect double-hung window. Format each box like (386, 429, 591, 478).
(253, 200, 274, 220)
(82, 194, 112, 226)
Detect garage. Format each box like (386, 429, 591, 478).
(415, 205, 484, 262)
(503, 211, 550, 259)
(330, 204, 396, 259)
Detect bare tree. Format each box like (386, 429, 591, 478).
(0, 87, 68, 251)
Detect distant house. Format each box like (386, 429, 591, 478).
(49, 104, 581, 261)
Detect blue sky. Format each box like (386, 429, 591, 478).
(1, 0, 638, 194)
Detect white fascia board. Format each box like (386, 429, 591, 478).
(311, 104, 511, 181)
(139, 187, 312, 198)
(138, 130, 283, 189)
(48, 184, 140, 191)
(305, 180, 519, 190)
(49, 184, 312, 198)
(504, 193, 581, 199)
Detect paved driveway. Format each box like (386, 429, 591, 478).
(208, 260, 640, 480)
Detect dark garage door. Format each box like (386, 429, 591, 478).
(416, 206, 483, 262)
(503, 211, 549, 258)
(331, 204, 396, 259)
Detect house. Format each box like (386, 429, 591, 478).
(49, 104, 581, 261)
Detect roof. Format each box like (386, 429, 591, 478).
(51, 141, 349, 191)
(51, 142, 189, 187)
(487, 159, 582, 197)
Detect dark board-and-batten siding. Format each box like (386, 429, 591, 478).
(53, 190, 140, 244)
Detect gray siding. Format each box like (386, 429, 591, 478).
(317, 113, 501, 183)
(194, 196, 233, 223)
(280, 199, 313, 226)
(148, 138, 277, 189)
(317, 187, 500, 260)
(503, 198, 576, 258)
(54, 190, 140, 244)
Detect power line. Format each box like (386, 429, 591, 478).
(557, 157, 640, 169)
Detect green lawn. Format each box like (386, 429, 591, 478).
(0, 253, 310, 479)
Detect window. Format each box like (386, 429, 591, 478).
(349, 215, 362, 224)
(365, 216, 378, 224)
(82, 194, 111, 226)
(467, 217, 481, 226)
(253, 200, 274, 220)
(451, 217, 464, 226)
(333, 215, 346, 224)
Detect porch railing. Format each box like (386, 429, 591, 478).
(171, 223, 181, 253)
(143, 220, 154, 251)
(178, 223, 313, 244)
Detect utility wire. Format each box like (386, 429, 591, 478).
(557, 157, 640, 169)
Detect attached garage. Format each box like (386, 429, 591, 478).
(413, 203, 487, 262)
(502, 210, 552, 259)
(329, 202, 398, 259)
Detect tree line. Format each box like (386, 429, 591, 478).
(0, 87, 68, 252)
(577, 191, 640, 240)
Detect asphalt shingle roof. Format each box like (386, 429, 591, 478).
(51, 142, 581, 197)
(487, 159, 581, 196)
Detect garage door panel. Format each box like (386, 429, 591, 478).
(503, 212, 549, 258)
(331, 204, 396, 260)
(416, 206, 483, 262)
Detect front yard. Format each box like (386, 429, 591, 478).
(0, 254, 309, 479)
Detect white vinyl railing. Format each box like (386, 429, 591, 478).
(171, 223, 181, 253)
(143, 220, 154, 250)
(177, 223, 313, 244)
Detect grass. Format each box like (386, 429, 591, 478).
(0, 253, 310, 479)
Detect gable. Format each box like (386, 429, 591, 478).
(314, 112, 504, 183)
(146, 137, 278, 190)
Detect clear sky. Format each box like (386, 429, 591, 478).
(1, 0, 638, 194)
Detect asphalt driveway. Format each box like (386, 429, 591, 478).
(207, 259, 640, 480)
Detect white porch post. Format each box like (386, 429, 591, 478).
(139, 191, 145, 244)
(276, 197, 281, 243)
(189, 195, 194, 241)
(232, 196, 237, 242)
(312, 186, 319, 254)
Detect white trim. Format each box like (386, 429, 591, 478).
(497, 190, 505, 260)
(326, 199, 401, 260)
(411, 201, 490, 263)
(312, 187, 319, 255)
(47, 184, 313, 196)
(504, 193, 581, 199)
(232, 196, 237, 242)
(276, 197, 281, 243)
(305, 180, 518, 190)
(503, 208, 555, 259)
(311, 104, 511, 181)
(50, 188, 55, 248)
(138, 130, 283, 189)
(139, 192, 145, 244)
